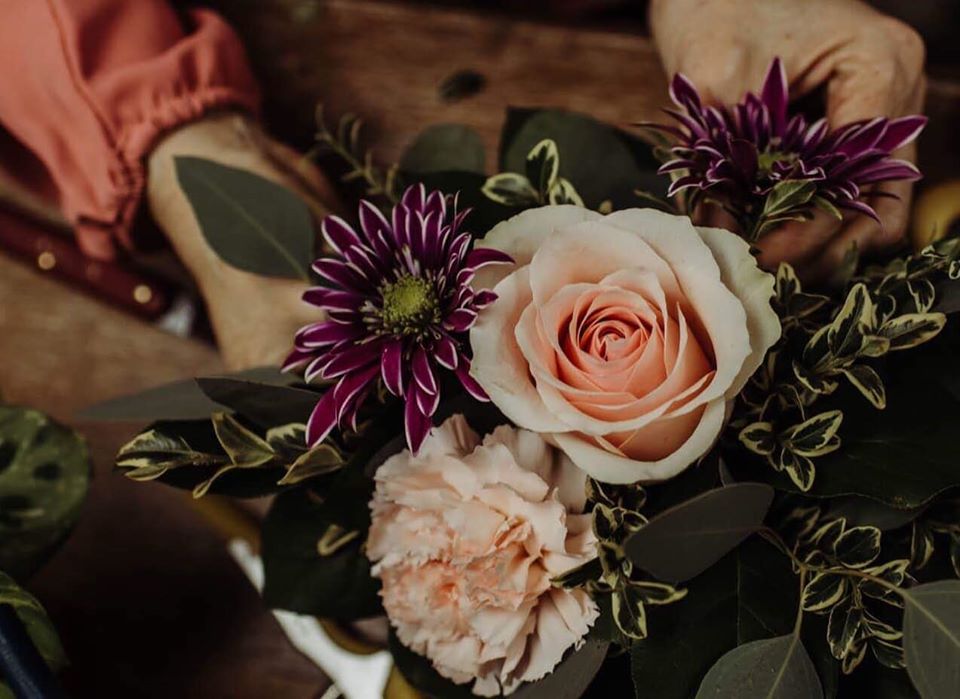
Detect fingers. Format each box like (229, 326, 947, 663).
(754, 210, 841, 274)
(806, 177, 913, 282)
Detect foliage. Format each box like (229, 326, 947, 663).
(0, 405, 90, 579)
(0, 571, 68, 698)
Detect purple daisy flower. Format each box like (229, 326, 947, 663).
(647, 57, 926, 238)
(285, 184, 513, 453)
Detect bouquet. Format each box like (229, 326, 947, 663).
(95, 59, 960, 698)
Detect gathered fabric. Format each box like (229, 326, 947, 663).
(0, 0, 260, 259)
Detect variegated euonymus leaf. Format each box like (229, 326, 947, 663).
(625, 483, 773, 583)
(695, 634, 823, 699)
(0, 405, 90, 578)
(796, 517, 910, 674)
(266, 423, 346, 485)
(752, 180, 817, 240)
(903, 581, 960, 698)
(482, 139, 584, 208)
(0, 571, 67, 697)
(175, 156, 315, 280)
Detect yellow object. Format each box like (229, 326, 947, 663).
(384, 665, 424, 699)
(912, 179, 960, 250)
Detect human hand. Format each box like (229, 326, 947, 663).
(146, 113, 337, 370)
(650, 0, 926, 282)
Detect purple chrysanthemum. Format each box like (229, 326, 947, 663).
(648, 57, 926, 238)
(285, 185, 512, 453)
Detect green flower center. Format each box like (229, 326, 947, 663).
(758, 149, 798, 174)
(379, 275, 441, 336)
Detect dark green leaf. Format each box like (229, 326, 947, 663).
(631, 538, 799, 699)
(833, 525, 882, 569)
(842, 365, 886, 409)
(175, 156, 315, 280)
(196, 377, 320, 428)
(78, 366, 294, 422)
(0, 406, 90, 578)
(824, 497, 925, 531)
(801, 573, 848, 613)
(261, 484, 381, 620)
(400, 124, 486, 175)
(903, 580, 960, 698)
(626, 484, 774, 583)
(388, 629, 475, 699)
(695, 634, 823, 699)
(512, 638, 610, 699)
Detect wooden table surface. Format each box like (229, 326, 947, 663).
(2, 1, 959, 696)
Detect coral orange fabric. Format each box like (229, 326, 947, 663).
(0, 0, 260, 259)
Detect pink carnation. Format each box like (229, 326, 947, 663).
(367, 414, 599, 696)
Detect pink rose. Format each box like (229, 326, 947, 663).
(367, 414, 598, 696)
(469, 206, 780, 484)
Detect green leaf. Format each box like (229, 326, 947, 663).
(0, 571, 67, 679)
(825, 497, 924, 531)
(740, 422, 777, 456)
(261, 483, 380, 620)
(481, 172, 539, 207)
(548, 178, 585, 206)
(832, 525, 882, 569)
(78, 366, 294, 422)
(399, 124, 486, 174)
(779, 449, 816, 492)
(695, 634, 823, 699)
(903, 580, 960, 698)
(613, 584, 649, 640)
(801, 573, 848, 613)
(196, 377, 320, 429)
(499, 108, 665, 209)
(842, 365, 886, 409)
(525, 138, 561, 195)
(828, 284, 874, 358)
(880, 314, 947, 352)
(175, 156, 314, 280)
(625, 484, 774, 583)
(190, 412, 278, 497)
(631, 538, 801, 699)
(115, 420, 285, 498)
(0, 406, 90, 578)
(761, 181, 817, 220)
(783, 411, 843, 457)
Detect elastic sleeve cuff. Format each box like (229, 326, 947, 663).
(73, 8, 261, 259)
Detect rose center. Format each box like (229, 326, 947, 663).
(378, 275, 441, 336)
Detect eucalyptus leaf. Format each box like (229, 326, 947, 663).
(631, 538, 803, 699)
(175, 156, 315, 280)
(903, 580, 960, 698)
(0, 406, 90, 579)
(695, 635, 823, 699)
(625, 483, 774, 583)
(79, 366, 294, 422)
(400, 124, 486, 175)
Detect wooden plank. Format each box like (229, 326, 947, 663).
(201, 0, 669, 163)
